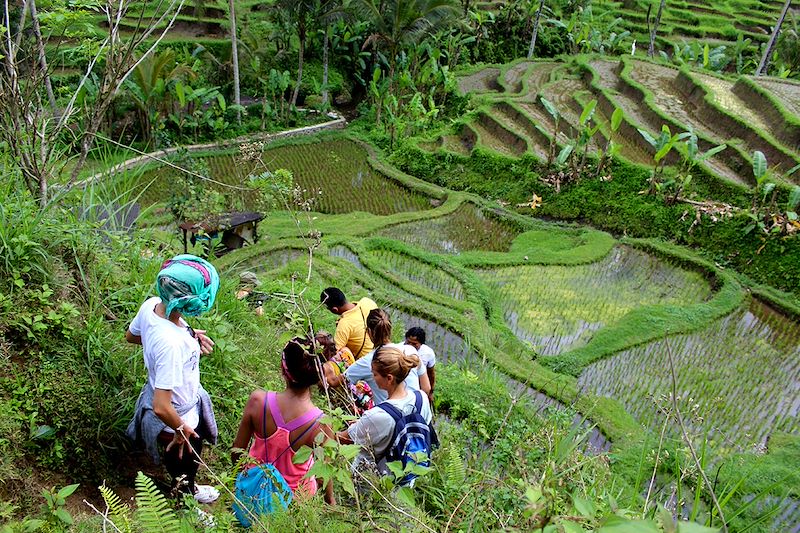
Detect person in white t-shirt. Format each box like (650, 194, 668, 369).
(125, 255, 221, 503)
(404, 327, 436, 403)
(337, 345, 432, 472)
(342, 308, 430, 404)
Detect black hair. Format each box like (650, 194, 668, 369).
(282, 338, 322, 388)
(405, 327, 426, 344)
(320, 287, 347, 309)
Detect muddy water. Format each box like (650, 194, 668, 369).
(329, 244, 364, 269)
(325, 243, 612, 452)
(577, 298, 800, 451)
(480, 246, 712, 356)
(377, 203, 519, 254)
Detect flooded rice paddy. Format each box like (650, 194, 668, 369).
(387, 307, 610, 454)
(366, 249, 465, 300)
(136, 139, 431, 215)
(577, 298, 800, 451)
(376, 203, 519, 253)
(480, 246, 712, 355)
(227, 139, 800, 509)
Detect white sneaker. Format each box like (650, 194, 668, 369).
(195, 508, 217, 528)
(194, 484, 220, 504)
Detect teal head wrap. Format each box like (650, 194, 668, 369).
(156, 254, 220, 317)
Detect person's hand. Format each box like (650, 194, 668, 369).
(193, 329, 215, 356)
(166, 424, 199, 460)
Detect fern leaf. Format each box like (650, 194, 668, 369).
(99, 483, 133, 533)
(444, 446, 466, 489)
(134, 472, 181, 533)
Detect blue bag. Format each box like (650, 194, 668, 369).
(232, 396, 321, 527)
(377, 390, 435, 487)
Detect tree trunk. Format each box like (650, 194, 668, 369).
(648, 0, 666, 58)
(322, 23, 330, 106)
(291, 18, 305, 107)
(29, 0, 56, 113)
(229, 0, 241, 124)
(756, 0, 792, 76)
(527, 0, 546, 59)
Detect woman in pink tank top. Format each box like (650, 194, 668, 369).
(233, 339, 335, 505)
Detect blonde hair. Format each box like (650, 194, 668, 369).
(366, 308, 392, 345)
(372, 345, 420, 383)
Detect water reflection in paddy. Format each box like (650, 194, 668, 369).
(387, 307, 610, 454)
(377, 203, 519, 253)
(480, 246, 712, 355)
(578, 298, 800, 451)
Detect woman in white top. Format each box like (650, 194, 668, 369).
(125, 255, 220, 503)
(337, 345, 432, 469)
(341, 308, 431, 404)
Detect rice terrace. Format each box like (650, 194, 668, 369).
(2, 0, 800, 531)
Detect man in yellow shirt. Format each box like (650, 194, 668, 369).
(320, 287, 378, 359)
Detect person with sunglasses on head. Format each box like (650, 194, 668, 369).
(125, 255, 221, 503)
(232, 338, 335, 505)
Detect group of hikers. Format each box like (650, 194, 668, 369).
(125, 254, 439, 522)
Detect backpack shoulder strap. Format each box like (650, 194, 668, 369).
(377, 400, 403, 423)
(261, 392, 269, 463)
(271, 412, 323, 465)
(413, 391, 423, 413)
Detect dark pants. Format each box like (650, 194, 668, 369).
(158, 431, 203, 494)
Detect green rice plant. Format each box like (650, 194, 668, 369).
(136, 139, 431, 215)
(377, 203, 519, 253)
(577, 298, 800, 453)
(368, 249, 466, 300)
(480, 246, 712, 355)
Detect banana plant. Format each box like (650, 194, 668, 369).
(751, 150, 773, 212)
(665, 131, 726, 205)
(571, 99, 600, 178)
(540, 96, 560, 167)
(595, 107, 623, 179)
(783, 183, 800, 234)
(638, 125, 684, 195)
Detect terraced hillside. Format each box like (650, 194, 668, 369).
(592, 0, 798, 51)
(426, 57, 800, 188)
(196, 133, 800, 531)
